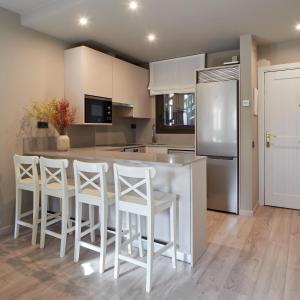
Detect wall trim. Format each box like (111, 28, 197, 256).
(239, 209, 254, 217)
(258, 62, 300, 207)
(239, 203, 259, 217)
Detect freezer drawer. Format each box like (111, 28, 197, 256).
(196, 80, 238, 157)
(207, 157, 238, 214)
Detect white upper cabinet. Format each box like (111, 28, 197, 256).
(83, 47, 113, 98)
(112, 58, 135, 106)
(64, 46, 113, 124)
(113, 58, 151, 118)
(65, 46, 151, 124)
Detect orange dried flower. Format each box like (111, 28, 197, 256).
(49, 99, 76, 135)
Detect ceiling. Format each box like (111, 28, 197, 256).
(1, 0, 300, 63)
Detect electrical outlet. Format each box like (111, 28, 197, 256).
(37, 121, 48, 128)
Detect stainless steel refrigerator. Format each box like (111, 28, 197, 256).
(196, 65, 239, 214)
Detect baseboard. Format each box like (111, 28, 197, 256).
(239, 203, 259, 217)
(239, 210, 254, 216)
(253, 203, 259, 215)
(0, 225, 13, 236)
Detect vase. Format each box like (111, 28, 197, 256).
(56, 135, 70, 151)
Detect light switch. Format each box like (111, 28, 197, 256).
(242, 99, 250, 107)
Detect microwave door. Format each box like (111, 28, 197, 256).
(84, 95, 112, 124)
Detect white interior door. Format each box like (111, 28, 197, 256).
(265, 68, 300, 209)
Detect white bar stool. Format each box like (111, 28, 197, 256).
(113, 163, 177, 293)
(13, 154, 40, 245)
(39, 157, 76, 257)
(73, 160, 116, 273)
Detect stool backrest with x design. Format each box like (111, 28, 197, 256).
(40, 157, 69, 196)
(113, 163, 156, 210)
(73, 160, 109, 202)
(14, 155, 39, 190)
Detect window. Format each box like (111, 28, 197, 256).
(156, 93, 195, 133)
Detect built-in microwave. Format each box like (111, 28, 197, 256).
(84, 95, 112, 124)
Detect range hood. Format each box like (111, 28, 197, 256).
(112, 102, 134, 108)
(112, 101, 134, 118)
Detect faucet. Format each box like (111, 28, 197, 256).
(151, 123, 157, 144)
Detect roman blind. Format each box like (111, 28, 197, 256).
(149, 54, 206, 95)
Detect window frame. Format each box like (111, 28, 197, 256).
(155, 94, 195, 134)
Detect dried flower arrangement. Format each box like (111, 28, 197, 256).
(29, 99, 76, 135)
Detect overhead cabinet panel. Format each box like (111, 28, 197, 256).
(131, 66, 152, 118)
(113, 58, 151, 118)
(112, 58, 135, 105)
(65, 46, 113, 124)
(83, 47, 113, 99)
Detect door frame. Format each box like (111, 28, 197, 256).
(258, 62, 300, 206)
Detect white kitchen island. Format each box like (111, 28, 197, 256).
(26, 147, 207, 266)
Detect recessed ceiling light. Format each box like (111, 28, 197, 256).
(147, 33, 156, 42)
(79, 17, 88, 26)
(296, 23, 300, 31)
(129, 1, 138, 11)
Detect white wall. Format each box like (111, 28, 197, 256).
(0, 8, 67, 230)
(206, 49, 240, 68)
(239, 35, 258, 213)
(258, 39, 300, 66)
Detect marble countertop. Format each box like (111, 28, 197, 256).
(25, 147, 204, 166)
(95, 144, 195, 151)
(145, 144, 195, 151)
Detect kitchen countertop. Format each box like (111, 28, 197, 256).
(95, 144, 195, 151)
(94, 144, 145, 151)
(25, 146, 203, 166)
(145, 144, 195, 151)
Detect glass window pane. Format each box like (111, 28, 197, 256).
(162, 93, 195, 127)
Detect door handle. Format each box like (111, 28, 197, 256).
(266, 131, 277, 148)
(266, 131, 270, 148)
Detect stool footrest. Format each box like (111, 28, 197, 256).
(17, 220, 33, 229)
(80, 223, 99, 238)
(45, 229, 61, 239)
(46, 216, 62, 227)
(67, 225, 76, 233)
(154, 242, 174, 257)
(121, 232, 140, 249)
(119, 254, 147, 268)
(107, 235, 116, 246)
(20, 210, 34, 218)
(80, 241, 101, 253)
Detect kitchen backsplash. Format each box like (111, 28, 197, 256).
(135, 118, 195, 146)
(24, 115, 194, 152)
(95, 117, 136, 145)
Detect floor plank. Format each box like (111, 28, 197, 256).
(0, 206, 299, 300)
(284, 209, 300, 300)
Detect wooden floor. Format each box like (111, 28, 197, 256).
(0, 206, 300, 300)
